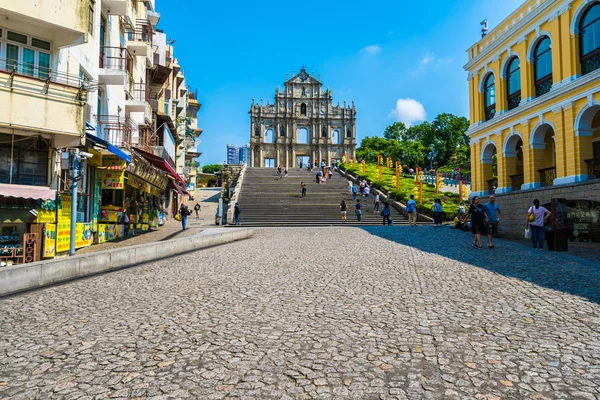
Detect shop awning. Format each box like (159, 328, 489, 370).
(133, 148, 188, 189)
(0, 184, 56, 201)
(86, 133, 131, 164)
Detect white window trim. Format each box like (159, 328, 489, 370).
(0, 28, 52, 79)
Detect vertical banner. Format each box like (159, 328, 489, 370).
(43, 223, 56, 258)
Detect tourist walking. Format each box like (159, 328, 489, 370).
(328, 169, 333, 180)
(301, 182, 307, 198)
(284, 167, 288, 177)
(234, 202, 241, 225)
(526, 199, 550, 250)
(351, 184, 358, 201)
(355, 200, 362, 222)
(340, 200, 347, 222)
(381, 202, 391, 225)
(359, 181, 365, 196)
(467, 196, 485, 248)
(277, 166, 282, 179)
(315, 172, 320, 184)
(432, 199, 443, 226)
(179, 203, 190, 230)
(364, 185, 370, 201)
(483, 195, 501, 248)
(348, 180, 353, 196)
(406, 194, 418, 226)
(373, 193, 380, 213)
(194, 202, 201, 219)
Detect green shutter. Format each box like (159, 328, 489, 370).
(31, 38, 51, 51)
(7, 31, 28, 44)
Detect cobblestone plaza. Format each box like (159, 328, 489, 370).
(0, 227, 599, 399)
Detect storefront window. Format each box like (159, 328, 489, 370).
(0, 133, 49, 185)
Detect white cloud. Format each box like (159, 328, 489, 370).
(388, 98, 427, 126)
(419, 51, 436, 67)
(359, 45, 381, 56)
(414, 51, 452, 76)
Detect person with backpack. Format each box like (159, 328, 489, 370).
(381, 202, 392, 225)
(234, 202, 241, 225)
(432, 199, 443, 227)
(179, 203, 191, 230)
(340, 200, 347, 222)
(194, 202, 201, 219)
(467, 196, 486, 248)
(406, 195, 418, 227)
(355, 200, 362, 222)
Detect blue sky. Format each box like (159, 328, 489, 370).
(159, 0, 523, 165)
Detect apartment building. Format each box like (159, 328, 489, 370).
(0, 0, 202, 262)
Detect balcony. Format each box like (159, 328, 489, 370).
(126, 82, 151, 113)
(96, 115, 137, 148)
(509, 173, 524, 191)
(127, 20, 153, 57)
(0, 57, 87, 141)
(585, 157, 600, 180)
(538, 166, 556, 187)
(102, 0, 136, 24)
(99, 47, 133, 86)
(0, 0, 88, 48)
(152, 146, 176, 170)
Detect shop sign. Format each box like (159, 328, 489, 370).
(92, 172, 101, 231)
(128, 174, 162, 197)
(58, 195, 71, 223)
(75, 223, 93, 248)
(128, 155, 168, 190)
(98, 224, 125, 243)
(43, 223, 56, 258)
(37, 210, 56, 223)
(101, 156, 126, 189)
(56, 222, 71, 253)
(100, 209, 120, 223)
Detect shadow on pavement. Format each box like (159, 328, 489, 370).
(359, 226, 600, 304)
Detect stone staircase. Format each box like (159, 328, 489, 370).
(235, 168, 407, 227)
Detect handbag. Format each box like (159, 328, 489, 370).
(528, 213, 535, 222)
(524, 227, 531, 239)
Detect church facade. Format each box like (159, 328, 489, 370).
(249, 67, 356, 168)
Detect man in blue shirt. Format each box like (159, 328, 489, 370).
(483, 195, 501, 248)
(406, 195, 418, 227)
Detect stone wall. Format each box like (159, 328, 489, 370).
(480, 179, 600, 239)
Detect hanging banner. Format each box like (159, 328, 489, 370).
(127, 174, 162, 197)
(56, 222, 71, 253)
(101, 156, 126, 189)
(58, 195, 71, 224)
(43, 223, 56, 258)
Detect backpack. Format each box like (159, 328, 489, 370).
(406, 202, 415, 213)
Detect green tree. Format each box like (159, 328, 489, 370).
(201, 163, 222, 174)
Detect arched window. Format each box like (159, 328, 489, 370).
(534, 37, 552, 97)
(580, 4, 600, 75)
(483, 73, 496, 121)
(280, 126, 285, 137)
(321, 128, 327, 138)
(347, 129, 352, 138)
(301, 87, 306, 97)
(301, 103, 307, 116)
(506, 57, 521, 111)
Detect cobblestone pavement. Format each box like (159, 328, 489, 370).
(77, 188, 220, 255)
(0, 227, 599, 399)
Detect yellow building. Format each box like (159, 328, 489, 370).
(465, 0, 600, 196)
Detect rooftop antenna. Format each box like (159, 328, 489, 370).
(480, 19, 489, 38)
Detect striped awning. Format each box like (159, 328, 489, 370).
(0, 184, 56, 201)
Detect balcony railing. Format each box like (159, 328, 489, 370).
(128, 20, 153, 44)
(487, 178, 497, 194)
(582, 51, 600, 76)
(507, 93, 521, 111)
(152, 146, 176, 170)
(0, 57, 87, 90)
(484, 105, 496, 121)
(132, 82, 151, 102)
(538, 166, 556, 187)
(509, 173, 524, 191)
(535, 76, 552, 97)
(99, 47, 133, 75)
(585, 157, 600, 180)
(96, 114, 137, 148)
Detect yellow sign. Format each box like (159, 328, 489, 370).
(58, 195, 71, 223)
(76, 223, 93, 248)
(98, 224, 125, 243)
(56, 222, 71, 253)
(43, 223, 56, 258)
(101, 156, 126, 189)
(36, 210, 56, 223)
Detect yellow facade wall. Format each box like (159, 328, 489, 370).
(465, 0, 600, 195)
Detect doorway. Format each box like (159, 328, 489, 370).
(264, 158, 275, 168)
(296, 155, 310, 168)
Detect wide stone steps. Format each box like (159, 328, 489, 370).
(235, 167, 406, 227)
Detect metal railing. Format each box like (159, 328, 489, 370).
(127, 20, 152, 44)
(510, 173, 524, 191)
(585, 157, 600, 180)
(99, 46, 133, 75)
(131, 82, 151, 102)
(538, 166, 556, 187)
(96, 114, 137, 148)
(0, 57, 88, 89)
(152, 146, 176, 170)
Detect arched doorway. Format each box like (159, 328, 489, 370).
(265, 129, 274, 143)
(332, 130, 341, 144)
(530, 123, 556, 187)
(575, 104, 600, 180)
(504, 134, 524, 191)
(481, 142, 497, 194)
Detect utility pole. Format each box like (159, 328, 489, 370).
(69, 149, 79, 256)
